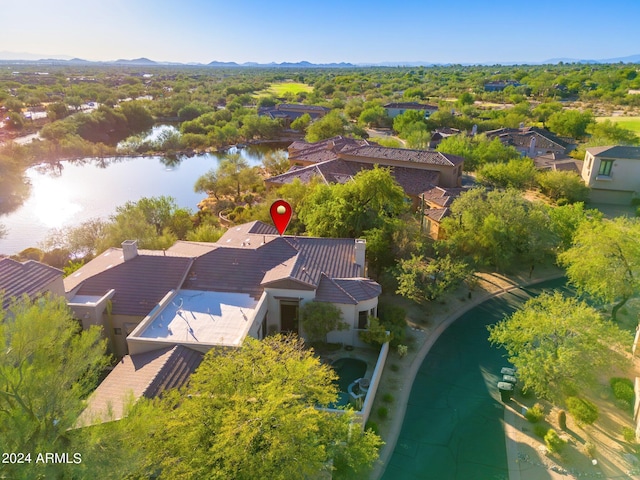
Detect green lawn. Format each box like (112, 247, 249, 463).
(596, 116, 640, 134)
(255, 82, 314, 98)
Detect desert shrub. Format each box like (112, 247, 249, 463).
(525, 403, 545, 423)
(545, 429, 566, 453)
(397, 344, 408, 358)
(378, 302, 407, 346)
(584, 441, 596, 458)
(623, 427, 636, 443)
(566, 397, 599, 425)
(365, 420, 379, 435)
(611, 377, 635, 406)
(377, 406, 388, 420)
(534, 424, 549, 438)
(558, 410, 567, 430)
(382, 393, 394, 403)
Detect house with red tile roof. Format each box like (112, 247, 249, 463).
(266, 136, 465, 208)
(65, 221, 380, 359)
(0, 257, 64, 311)
(419, 186, 470, 239)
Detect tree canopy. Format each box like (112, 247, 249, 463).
(134, 335, 382, 479)
(299, 166, 408, 238)
(488, 292, 630, 401)
(0, 295, 108, 478)
(558, 216, 640, 320)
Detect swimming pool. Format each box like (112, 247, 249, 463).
(329, 357, 368, 408)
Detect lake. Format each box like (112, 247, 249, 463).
(0, 144, 287, 255)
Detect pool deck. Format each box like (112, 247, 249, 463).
(371, 267, 566, 480)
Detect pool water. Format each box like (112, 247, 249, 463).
(329, 358, 368, 408)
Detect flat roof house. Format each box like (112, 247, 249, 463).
(72, 221, 382, 424)
(582, 146, 640, 204)
(65, 221, 381, 358)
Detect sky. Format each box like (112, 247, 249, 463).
(1, 0, 639, 65)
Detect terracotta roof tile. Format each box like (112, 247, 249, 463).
(0, 258, 62, 310)
(77, 345, 203, 425)
(72, 255, 193, 316)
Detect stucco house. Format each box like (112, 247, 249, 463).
(0, 257, 64, 312)
(267, 136, 464, 209)
(485, 126, 576, 158)
(72, 221, 382, 425)
(582, 146, 640, 204)
(419, 186, 469, 240)
(65, 221, 381, 358)
(383, 102, 438, 119)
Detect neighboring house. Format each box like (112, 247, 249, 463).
(383, 102, 438, 119)
(419, 186, 469, 239)
(0, 257, 64, 312)
(65, 221, 381, 359)
(258, 103, 330, 128)
(485, 126, 576, 158)
(267, 136, 465, 207)
(533, 153, 583, 174)
(582, 146, 640, 204)
(428, 127, 461, 149)
(484, 80, 522, 92)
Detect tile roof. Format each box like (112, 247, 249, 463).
(424, 207, 450, 222)
(342, 145, 464, 166)
(420, 186, 469, 208)
(267, 158, 440, 196)
(586, 145, 640, 159)
(77, 345, 203, 425)
(315, 275, 382, 304)
(0, 258, 62, 310)
(71, 255, 193, 316)
(184, 235, 362, 295)
(486, 127, 575, 153)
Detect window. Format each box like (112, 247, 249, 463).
(598, 159, 613, 177)
(358, 311, 368, 330)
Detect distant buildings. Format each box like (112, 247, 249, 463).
(383, 102, 438, 119)
(484, 80, 522, 92)
(485, 126, 576, 158)
(266, 136, 464, 207)
(258, 103, 330, 128)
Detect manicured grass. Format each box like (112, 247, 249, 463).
(596, 116, 640, 134)
(255, 82, 314, 98)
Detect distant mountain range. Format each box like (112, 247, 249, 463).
(1, 51, 640, 67)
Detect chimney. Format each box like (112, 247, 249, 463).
(354, 239, 366, 276)
(121, 240, 138, 262)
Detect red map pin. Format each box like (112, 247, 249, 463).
(270, 199, 292, 236)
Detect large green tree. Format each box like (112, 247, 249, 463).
(299, 166, 408, 238)
(305, 111, 347, 142)
(546, 109, 594, 139)
(0, 295, 108, 479)
(488, 292, 630, 401)
(195, 153, 261, 201)
(396, 254, 471, 304)
(135, 335, 382, 479)
(558, 217, 640, 320)
(440, 188, 554, 271)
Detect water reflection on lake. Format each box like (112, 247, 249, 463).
(0, 144, 287, 255)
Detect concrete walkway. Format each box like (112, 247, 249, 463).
(371, 271, 566, 480)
